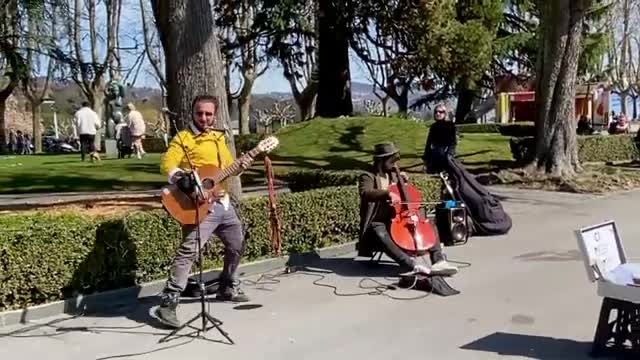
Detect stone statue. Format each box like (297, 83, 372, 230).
(104, 75, 126, 139)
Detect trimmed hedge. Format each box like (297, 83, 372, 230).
(142, 137, 167, 153)
(0, 166, 444, 311)
(235, 133, 266, 153)
(0, 186, 361, 311)
(510, 134, 640, 163)
(140, 134, 265, 154)
(457, 122, 535, 137)
(281, 169, 443, 207)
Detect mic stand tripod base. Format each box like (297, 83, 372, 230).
(158, 187, 234, 345)
(158, 282, 234, 345)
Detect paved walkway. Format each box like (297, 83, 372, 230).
(0, 186, 632, 359)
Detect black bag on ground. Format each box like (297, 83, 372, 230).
(181, 272, 221, 298)
(117, 126, 133, 158)
(442, 155, 512, 236)
(398, 274, 460, 296)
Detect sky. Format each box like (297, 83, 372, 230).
(130, 48, 373, 95)
(103, 2, 373, 94)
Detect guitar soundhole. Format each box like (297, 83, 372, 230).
(202, 178, 215, 190)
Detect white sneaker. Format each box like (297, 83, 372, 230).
(413, 264, 431, 275)
(431, 260, 458, 276)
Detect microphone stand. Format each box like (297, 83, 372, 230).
(159, 109, 234, 345)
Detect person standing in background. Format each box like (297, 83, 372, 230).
(74, 101, 102, 162)
(422, 103, 457, 174)
(124, 103, 146, 159)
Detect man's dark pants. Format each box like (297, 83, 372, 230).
(365, 221, 446, 271)
(164, 202, 245, 294)
(79, 134, 96, 161)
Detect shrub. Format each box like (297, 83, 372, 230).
(0, 186, 362, 311)
(141, 134, 264, 154)
(578, 135, 639, 162)
(509, 137, 536, 163)
(234, 133, 266, 154)
(509, 134, 640, 163)
(281, 169, 443, 205)
(457, 123, 535, 137)
(280, 169, 363, 192)
(457, 123, 502, 133)
(142, 137, 167, 153)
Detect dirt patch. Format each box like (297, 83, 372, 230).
(486, 163, 640, 194)
(0, 199, 163, 216)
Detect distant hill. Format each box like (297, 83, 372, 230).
(258, 81, 375, 98)
(10, 77, 446, 137)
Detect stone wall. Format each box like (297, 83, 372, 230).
(5, 95, 34, 135)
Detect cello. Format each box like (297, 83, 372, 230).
(388, 165, 438, 256)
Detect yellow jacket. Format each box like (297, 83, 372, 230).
(160, 124, 234, 188)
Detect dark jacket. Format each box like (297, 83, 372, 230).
(358, 169, 398, 253)
(422, 121, 457, 173)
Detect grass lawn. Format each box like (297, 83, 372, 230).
(0, 154, 167, 194)
(265, 116, 513, 174)
(0, 116, 514, 194)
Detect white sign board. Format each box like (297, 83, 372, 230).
(576, 221, 627, 282)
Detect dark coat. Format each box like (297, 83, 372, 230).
(422, 121, 457, 173)
(357, 169, 397, 254)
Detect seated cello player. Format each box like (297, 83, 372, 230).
(357, 143, 458, 276)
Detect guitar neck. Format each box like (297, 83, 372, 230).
(210, 147, 261, 184)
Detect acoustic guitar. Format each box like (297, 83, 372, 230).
(161, 136, 280, 225)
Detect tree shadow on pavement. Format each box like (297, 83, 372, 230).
(460, 332, 602, 360)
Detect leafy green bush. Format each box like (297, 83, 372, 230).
(578, 135, 640, 162)
(281, 169, 443, 205)
(280, 169, 363, 192)
(457, 123, 502, 133)
(458, 122, 535, 137)
(142, 137, 167, 153)
(509, 134, 640, 163)
(0, 186, 362, 311)
(235, 134, 266, 153)
(139, 134, 266, 154)
(509, 137, 536, 163)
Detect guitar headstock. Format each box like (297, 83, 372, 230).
(256, 136, 279, 153)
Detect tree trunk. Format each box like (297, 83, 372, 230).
(296, 87, 318, 121)
(286, 69, 319, 122)
(94, 92, 105, 152)
(0, 85, 15, 153)
(315, 0, 353, 117)
(238, 93, 251, 135)
(395, 87, 409, 115)
(533, 0, 591, 177)
(151, 0, 241, 199)
(31, 101, 42, 153)
(381, 97, 389, 117)
(0, 98, 7, 153)
(620, 91, 628, 115)
(455, 84, 476, 124)
(238, 75, 254, 135)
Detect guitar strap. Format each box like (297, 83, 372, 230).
(265, 156, 282, 256)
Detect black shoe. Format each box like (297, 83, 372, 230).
(216, 282, 249, 303)
(155, 291, 180, 328)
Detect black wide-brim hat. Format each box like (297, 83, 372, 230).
(373, 142, 399, 158)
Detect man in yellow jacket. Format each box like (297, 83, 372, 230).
(157, 94, 252, 329)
